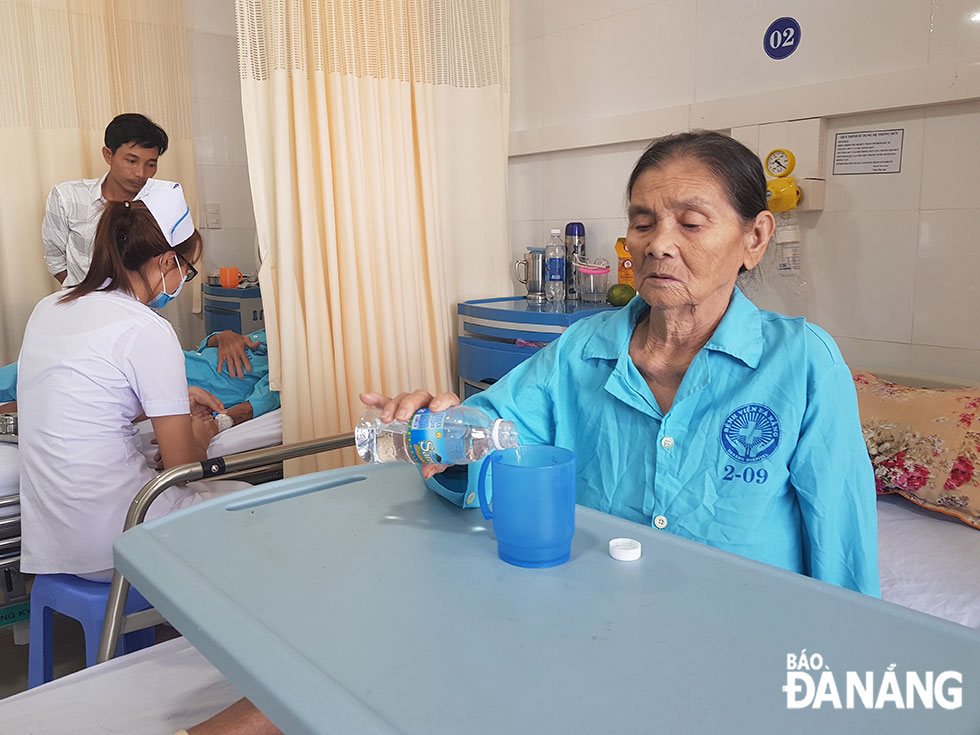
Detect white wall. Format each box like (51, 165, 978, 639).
(508, 0, 980, 383)
(184, 1, 257, 278)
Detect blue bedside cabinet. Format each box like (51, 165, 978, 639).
(203, 285, 264, 335)
(457, 297, 616, 397)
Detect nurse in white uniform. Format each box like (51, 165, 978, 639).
(17, 182, 224, 582)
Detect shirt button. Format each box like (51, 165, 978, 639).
(660, 436, 674, 449)
(654, 515, 668, 529)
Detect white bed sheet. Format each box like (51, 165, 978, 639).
(0, 409, 283, 521)
(0, 637, 240, 734)
(209, 407, 283, 458)
(878, 493, 980, 629)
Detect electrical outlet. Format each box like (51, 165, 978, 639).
(205, 202, 222, 229)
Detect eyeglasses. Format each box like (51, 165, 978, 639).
(177, 256, 198, 283)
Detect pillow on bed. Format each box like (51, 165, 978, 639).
(853, 370, 980, 530)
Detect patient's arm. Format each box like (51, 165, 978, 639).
(225, 401, 253, 427)
(151, 414, 217, 468)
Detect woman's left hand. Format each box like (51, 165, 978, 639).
(188, 386, 224, 418)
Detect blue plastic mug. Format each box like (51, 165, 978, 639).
(477, 446, 576, 568)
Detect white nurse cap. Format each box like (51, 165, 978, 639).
(138, 181, 194, 248)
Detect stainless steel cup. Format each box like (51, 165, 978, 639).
(515, 250, 546, 303)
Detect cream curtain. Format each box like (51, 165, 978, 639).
(237, 0, 512, 473)
(0, 0, 201, 363)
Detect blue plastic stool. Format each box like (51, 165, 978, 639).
(28, 573, 156, 688)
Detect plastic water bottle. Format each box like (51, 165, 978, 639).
(545, 228, 565, 302)
(564, 222, 585, 300)
(355, 406, 519, 465)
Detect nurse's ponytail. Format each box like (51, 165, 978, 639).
(61, 201, 201, 303)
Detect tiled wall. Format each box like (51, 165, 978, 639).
(184, 1, 258, 278)
(508, 0, 980, 382)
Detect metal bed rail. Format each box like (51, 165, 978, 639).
(97, 431, 355, 664)
(0, 537, 20, 555)
(0, 493, 23, 602)
(0, 516, 20, 536)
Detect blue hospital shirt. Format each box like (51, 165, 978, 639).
(429, 288, 880, 596)
(185, 329, 279, 418)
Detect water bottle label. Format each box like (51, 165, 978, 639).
(546, 257, 564, 282)
(408, 409, 448, 464)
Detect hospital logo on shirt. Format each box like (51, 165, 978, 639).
(721, 404, 780, 463)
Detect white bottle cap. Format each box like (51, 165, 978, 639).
(609, 537, 641, 562)
(491, 418, 504, 449)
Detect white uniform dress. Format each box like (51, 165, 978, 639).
(18, 287, 208, 575)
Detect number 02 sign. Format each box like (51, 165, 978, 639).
(764, 17, 800, 60)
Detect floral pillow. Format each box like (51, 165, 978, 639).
(853, 370, 980, 530)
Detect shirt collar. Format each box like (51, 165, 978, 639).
(703, 286, 763, 369)
(90, 173, 158, 204)
(89, 172, 110, 205)
(581, 286, 762, 369)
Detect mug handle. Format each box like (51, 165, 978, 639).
(477, 452, 497, 520)
(514, 259, 528, 285)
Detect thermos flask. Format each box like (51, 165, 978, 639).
(565, 222, 585, 300)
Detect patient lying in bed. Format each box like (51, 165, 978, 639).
(184, 329, 279, 428)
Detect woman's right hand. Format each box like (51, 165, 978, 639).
(359, 390, 461, 478)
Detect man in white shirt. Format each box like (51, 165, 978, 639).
(42, 113, 175, 286)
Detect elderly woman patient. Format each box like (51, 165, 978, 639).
(367, 130, 880, 597)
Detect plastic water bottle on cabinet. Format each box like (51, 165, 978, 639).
(355, 406, 519, 465)
(545, 228, 566, 302)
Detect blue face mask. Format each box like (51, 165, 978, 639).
(146, 258, 184, 309)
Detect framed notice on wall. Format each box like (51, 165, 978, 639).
(833, 129, 904, 175)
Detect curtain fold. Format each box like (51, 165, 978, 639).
(237, 0, 511, 473)
(0, 0, 201, 362)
